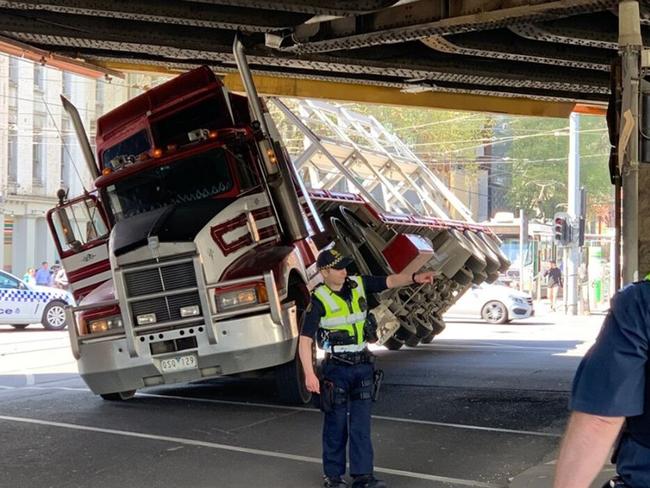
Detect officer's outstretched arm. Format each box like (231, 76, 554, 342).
(386, 270, 436, 289)
(553, 411, 624, 488)
(298, 336, 320, 394)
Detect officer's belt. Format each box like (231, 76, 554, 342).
(325, 350, 374, 365)
(330, 343, 366, 353)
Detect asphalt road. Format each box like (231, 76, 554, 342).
(0, 313, 604, 488)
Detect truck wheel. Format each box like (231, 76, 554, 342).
(383, 337, 403, 350)
(42, 300, 68, 330)
(405, 334, 421, 347)
(275, 352, 312, 405)
(11, 324, 28, 330)
(100, 390, 136, 401)
(275, 283, 312, 405)
(420, 332, 435, 344)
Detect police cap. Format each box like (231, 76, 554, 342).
(317, 249, 353, 270)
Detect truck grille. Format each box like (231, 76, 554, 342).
(125, 262, 196, 296)
(123, 260, 202, 327)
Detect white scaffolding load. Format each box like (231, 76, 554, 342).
(271, 98, 510, 348)
(271, 98, 475, 222)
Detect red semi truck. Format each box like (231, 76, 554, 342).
(47, 38, 508, 403)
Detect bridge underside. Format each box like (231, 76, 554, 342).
(0, 1, 642, 115)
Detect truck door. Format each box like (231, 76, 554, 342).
(47, 194, 111, 302)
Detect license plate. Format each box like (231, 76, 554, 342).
(160, 354, 197, 373)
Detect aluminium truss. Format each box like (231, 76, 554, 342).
(270, 97, 475, 223)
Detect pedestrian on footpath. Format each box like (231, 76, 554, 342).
(554, 280, 650, 488)
(34, 261, 50, 286)
(544, 260, 563, 311)
(299, 249, 436, 488)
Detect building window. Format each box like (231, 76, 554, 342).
(60, 134, 72, 189)
(33, 133, 45, 186)
(34, 65, 45, 92)
(7, 132, 17, 183)
(95, 79, 104, 116)
(8, 57, 19, 85)
(62, 72, 73, 98)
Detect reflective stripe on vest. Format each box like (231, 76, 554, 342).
(313, 276, 367, 346)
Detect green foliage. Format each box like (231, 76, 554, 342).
(506, 115, 611, 220)
(273, 97, 612, 223)
(349, 105, 612, 221)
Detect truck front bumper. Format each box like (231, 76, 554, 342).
(76, 305, 298, 395)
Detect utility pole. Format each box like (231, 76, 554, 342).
(619, 0, 642, 284)
(566, 112, 580, 315)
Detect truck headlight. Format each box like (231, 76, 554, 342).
(87, 315, 123, 334)
(215, 284, 268, 312)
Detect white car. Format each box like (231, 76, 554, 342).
(444, 282, 534, 324)
(0, 270, 75, 330)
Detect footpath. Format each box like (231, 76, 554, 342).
(510, 304, 614, 487)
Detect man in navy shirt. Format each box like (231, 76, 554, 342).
(554, 281, 650, 488)
(34, 261, 51, 286)
(299, 249, 436, 488)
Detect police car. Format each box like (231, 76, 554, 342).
(0, 270, 75, 330)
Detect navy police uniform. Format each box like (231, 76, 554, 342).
(302, 250, 388, 488)
(570, 281, 650, 488)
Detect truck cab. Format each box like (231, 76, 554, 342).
(48, 59, 319, 403)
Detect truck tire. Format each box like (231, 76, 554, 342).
(275, 282, 312, 405)
(420, 332, 435, 344)
(275, 352, 312, 405)
(41, 300, 68, 330)
(383, 337, 403, 350)
(405, 334, 421, 347)
(100, 390, 136, 401)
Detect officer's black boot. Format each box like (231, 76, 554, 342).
(351, 474, 387, 488)
(323, 476, 348, 488)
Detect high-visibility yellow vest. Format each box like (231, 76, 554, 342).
(313, 276, 367, 350)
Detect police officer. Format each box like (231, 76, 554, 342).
(298, 249, 436, 488)
(554, 280, 650, 488)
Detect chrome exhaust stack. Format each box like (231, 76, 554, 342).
(233, 35, 308, 242)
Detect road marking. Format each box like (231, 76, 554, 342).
(0, 414, 504, 488)
(0, 385, 561, 438)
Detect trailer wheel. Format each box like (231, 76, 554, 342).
(405, 334, 421, 347)
(383, 337, 403, 350)
(100, 390, 136, 401)
(420, 333, 435, 344)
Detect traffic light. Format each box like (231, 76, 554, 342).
(553, 212, 572, 246)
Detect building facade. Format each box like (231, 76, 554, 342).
(0, 55, 164, 276)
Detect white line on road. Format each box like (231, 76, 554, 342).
(0, 385, 561, 438)
(0, 414, 504, 488)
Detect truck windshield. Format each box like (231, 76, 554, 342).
(106, 147, 234, 220)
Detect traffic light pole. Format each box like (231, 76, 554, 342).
(566, 112, 580, 315)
